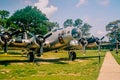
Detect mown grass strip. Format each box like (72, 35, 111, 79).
(0, 50, 106, 80)
(111, 50, 120, 65)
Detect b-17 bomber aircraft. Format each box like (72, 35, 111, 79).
(0, 26, 104, 62)
(0, 26, 82, 62)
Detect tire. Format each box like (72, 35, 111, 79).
(69, 51, 76, 61)
(28, 52, 34, 62)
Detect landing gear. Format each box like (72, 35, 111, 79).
(28, 52, 34, 62)
(68, 51, 76, 61)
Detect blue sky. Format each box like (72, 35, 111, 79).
(0, 0, 120, 40)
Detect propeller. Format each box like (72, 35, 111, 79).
(0, 30, 22, 53)
(36, 33, 52, 57)
(96, 36, 105, 51)
(78, 36, 105, 54)
(1, 32, 11, 53)
(78, 38, 88, 54)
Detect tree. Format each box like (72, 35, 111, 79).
(43, 22, 59, 31)
(63, 18, 92, 37)
(0, 10, 10, 19)
(53, 22, 59, 28)
(9, 6, 49, 35)
(106, 20, 120, 43)
(74, 19, 83, 28)
(81, 23, 92, 37)
(0, 18, 5, 27)
(63, 19, 73, 28)
(0, 10, 10, 27)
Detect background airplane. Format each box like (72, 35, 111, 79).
(78, 36, 105, 53)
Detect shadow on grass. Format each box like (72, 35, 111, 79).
(35, 58, 68, 64)
(77, 55, 105, 60)
(0, 57, 68, 66)
(0, 55, 105, 66)
(0, 59, 28, 66)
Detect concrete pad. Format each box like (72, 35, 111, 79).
(97, 52, 120, 80)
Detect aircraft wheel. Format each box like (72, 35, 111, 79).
(28, 52, 34, 62)
(69, 51, 76, 61)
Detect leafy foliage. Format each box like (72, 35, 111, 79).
(63, 19, 73, 27)
(74, 19, 83, 28)
(8, 6, 51, 35)
(106, 20, 120, 43)
(0, 18, 6, 27)
(81, 23, 92, 37)
(0, 10, 10, 19)
(0, 10, 10, 27)
(63, 18, 92, 37)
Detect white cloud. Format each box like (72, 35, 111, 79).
(76, 0, 88, 7)
(76, 0, 110, 8)
(97, 0, 110, 6)
(82, 15, 91, 23)
(82, 15, 107, 37)
(97, 30, 106, 35)
(24, 0, 31, 3)
(34, 0, 58, 18)
(20, 0, 31, 5)
(22, 0, 31, 5)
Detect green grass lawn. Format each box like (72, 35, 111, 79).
(0, 50, 106, 80)
(111, 50, 120, 65)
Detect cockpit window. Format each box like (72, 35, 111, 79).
(71, 28, 81, 39)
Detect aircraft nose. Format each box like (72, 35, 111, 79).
(36, 35, 45, 45)
(71, 28, 82, 39)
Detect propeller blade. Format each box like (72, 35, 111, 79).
(98, 44, 101, 51)
(44, 33, 52, 39)
(9, 30, 22, 37)
(98, 36, 105, 51)
(37, 43, 43, 57)
(78, 38, 88, 54)
(100, 36, 105, 40)
(35, 35, 45, 57)
(36, 33, 52, 57)
(0, 29, 24, 53)
(0, 30, 21, 53)
(4, 39, 8, 53)
(0, 33, 2, 36)
(40, 43, 43, 55)
(0, 33, 9, 53)
(83, 45, 86, 54)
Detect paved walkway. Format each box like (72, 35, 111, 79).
(97, 51, 120, 80)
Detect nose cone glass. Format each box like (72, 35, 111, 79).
(71, 28, 81, 39)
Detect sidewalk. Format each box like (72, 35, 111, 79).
(97, 51, 120, 80)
